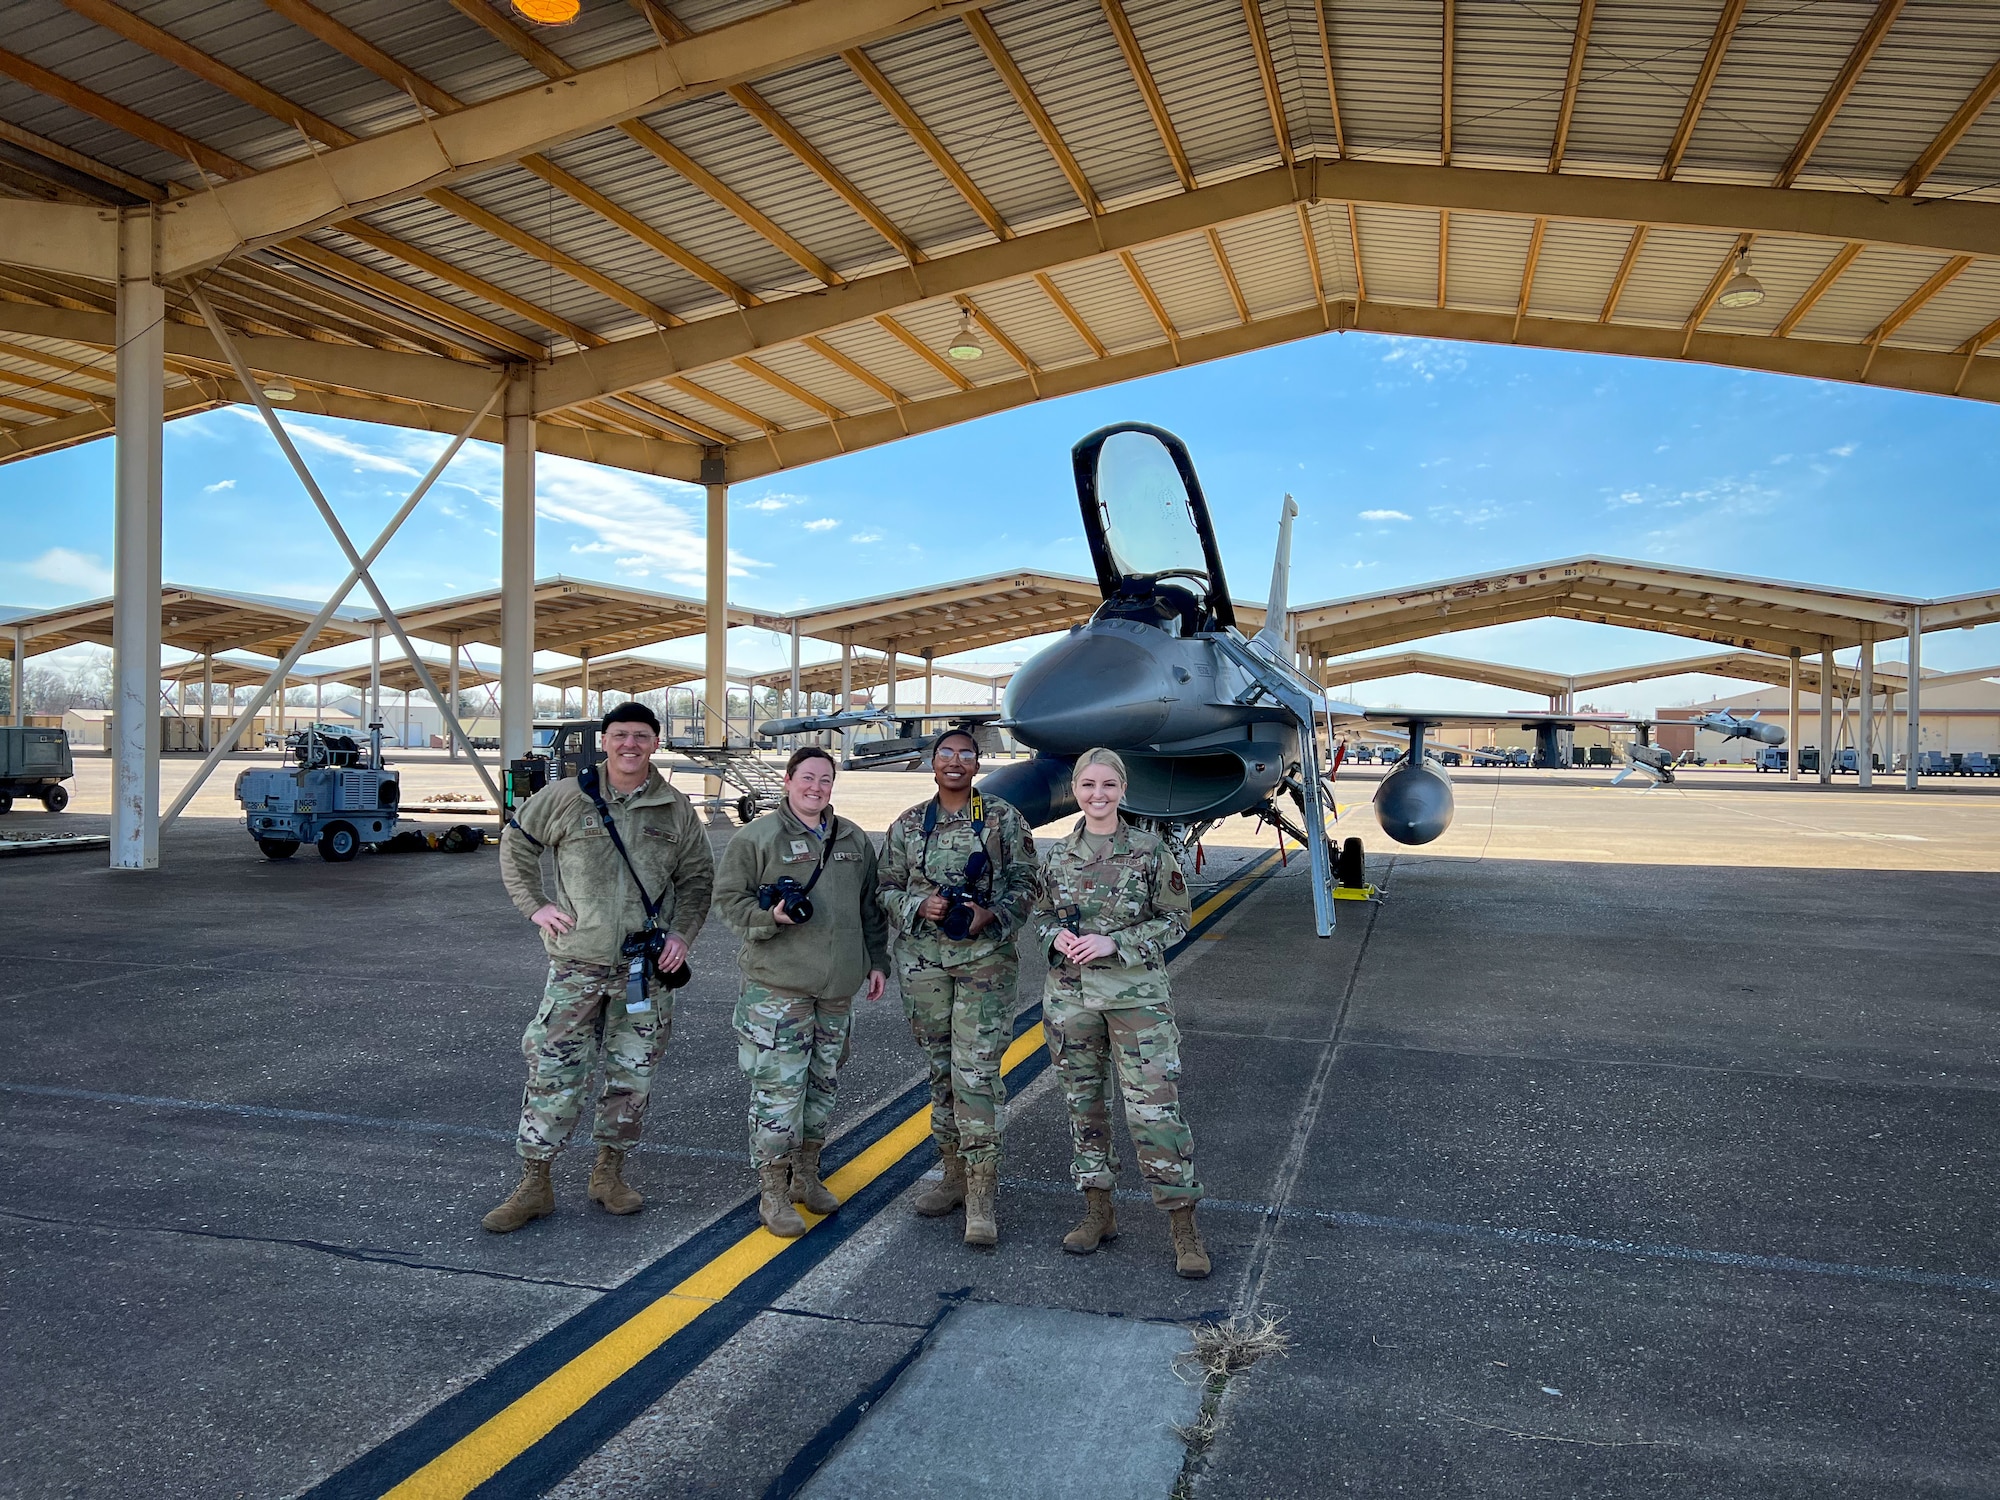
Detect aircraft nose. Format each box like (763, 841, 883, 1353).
(1003, 627, 1173, 754)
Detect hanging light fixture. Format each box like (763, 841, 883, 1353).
(260, 374, 297, 402)
(945, 307, 984, 362)
(1716, 249, 1766, 310)
(512, 0, 580, 23)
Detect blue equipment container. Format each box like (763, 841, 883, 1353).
(234, 722, 400, 861)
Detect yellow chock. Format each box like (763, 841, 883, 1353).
(1333, 884, 1376, 901)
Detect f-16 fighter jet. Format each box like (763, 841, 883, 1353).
(978, 421, 1345, 933)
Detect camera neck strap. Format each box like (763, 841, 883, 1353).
(578, 765, 666, 929)
(921, 790, 991, 891)
(791, 807, 838, 899)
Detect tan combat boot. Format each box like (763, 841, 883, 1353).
(481, 1157, 554, 1234)
(759, 1163, 805, 1238)
(587, 1146, 643, 1215)
(1168, 1204, 1211, 1279)
(789, 1140, 839, 1215)
(1062, 1188, 1119, 1255)
(963, 1160, 999, 1247)
(911, 1148, 967, 1217)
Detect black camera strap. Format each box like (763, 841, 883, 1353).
(920, 790, 992, 897)
(578, 765, 684, 1005)
(792, 809, 838, 899)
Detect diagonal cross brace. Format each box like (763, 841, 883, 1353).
(160, 301, 506, 827)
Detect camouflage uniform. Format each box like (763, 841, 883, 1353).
(516, 958, 671, 1158)
(1032, 820, 1202, 1206)
(499, 769, 712, 1162)
(714, 801, 889, 1167)
(877, 792, 1037, 1165)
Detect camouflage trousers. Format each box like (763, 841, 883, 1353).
(515, 959, 673, 1161)
(900, 958, 1018, 1165)
(733, 983, 855, 1168)
(1043, 996, 1202, 1206)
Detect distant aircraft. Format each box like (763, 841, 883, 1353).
(755, 707, 998, 770)
(1691, 708, 1787, 746)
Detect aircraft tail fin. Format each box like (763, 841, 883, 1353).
(1252, 493, 1297, 656)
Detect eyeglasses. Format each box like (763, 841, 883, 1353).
(933, 748, 981, 763)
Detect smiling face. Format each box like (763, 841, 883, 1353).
(786, 754, 837, 823)
(931, 732, 980, 795)
(1074, 761, 1125, 827)
(601, 719, 660, 788)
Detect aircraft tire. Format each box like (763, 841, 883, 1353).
(1336, 836, 1366, 888)
(258, 838, 300, 860)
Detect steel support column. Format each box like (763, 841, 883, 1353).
(790, 620, 802, 717)
(368, 624, 381, 728)
(201, 651, 214, 753)
(1905, 606, 1923, 789)
(1787, 648, 1800, 781)
(448, 640, 460, 762)
(1818, 640, 1834, 784)
(886, 640, 899, 716)
(8, 626, 23, 724)
(1858, 635, 1874, 788)
(500, 365, 536, 768)
(704, 468, 728, 764)
(923, 650, 934, 716)
(110, 209, 163, 871)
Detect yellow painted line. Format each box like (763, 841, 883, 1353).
(384, 848, 1284, 1498)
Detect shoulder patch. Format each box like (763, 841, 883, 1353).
(1168, 868, 1186, 895)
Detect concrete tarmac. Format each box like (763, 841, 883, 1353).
(0, 769, 1995, 1498)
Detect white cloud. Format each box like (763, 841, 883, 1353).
(1358, 509, 1411, 522)
(240, 409, 424, 477)
(850, 531, 883, 544)
(28, 547, 112, 594)
(802, 517, 839, 532)
(202, 478, 237, 493)
(1830, 442, 1856, 457)
(740, 490, 807, 512)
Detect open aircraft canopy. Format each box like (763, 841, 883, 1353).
(8, 1, 2000, 479)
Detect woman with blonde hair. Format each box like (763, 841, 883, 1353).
(1031, 747, 1208, 1277)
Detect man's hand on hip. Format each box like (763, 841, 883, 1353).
(531, 903, 575, 936)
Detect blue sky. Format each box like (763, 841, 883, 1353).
(4, 328, 1997, 712)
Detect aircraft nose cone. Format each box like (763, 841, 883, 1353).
(1372, 762, 1455, 845)
(1004, 628, 1173, 755)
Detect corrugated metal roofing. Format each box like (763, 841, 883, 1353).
(3, 0, 2000, 476)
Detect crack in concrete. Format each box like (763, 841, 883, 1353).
(0, 1205, 615, 1290)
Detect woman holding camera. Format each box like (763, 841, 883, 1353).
(715, 746, 888, 1237)
(877, 728, 1038, 1248)
(1032, 747, 1208, 1278)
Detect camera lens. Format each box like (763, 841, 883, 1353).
(786, 894, 814, 924)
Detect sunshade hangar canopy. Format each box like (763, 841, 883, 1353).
(7, 0, 2000, 478)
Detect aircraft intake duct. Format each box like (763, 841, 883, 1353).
(1002, 628, 1174, 755)
(1372, 758, 1455, 845)
(977, 755, 1077, 829)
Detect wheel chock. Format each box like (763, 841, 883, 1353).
(1332, 883, 1376, 901)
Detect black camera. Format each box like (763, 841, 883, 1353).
(621, 927, 691, 999)
(935, 885, 979, 941)
(757, 877, 815, 925)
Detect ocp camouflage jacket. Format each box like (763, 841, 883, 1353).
(877, 792, 1037, 975)
(714, 801, 890, 1000)
(1031, 820, 1193, 1010)
(499, 770, 714, 969)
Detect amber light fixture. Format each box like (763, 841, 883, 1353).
(512, 0, 581, 23)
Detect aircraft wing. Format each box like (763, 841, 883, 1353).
(1327, 707, 1653, 730)
(756, 708, 1000, 738)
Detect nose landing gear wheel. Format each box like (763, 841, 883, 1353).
(317, 822, 360, 862)
(1335, 836, 1366, 889)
